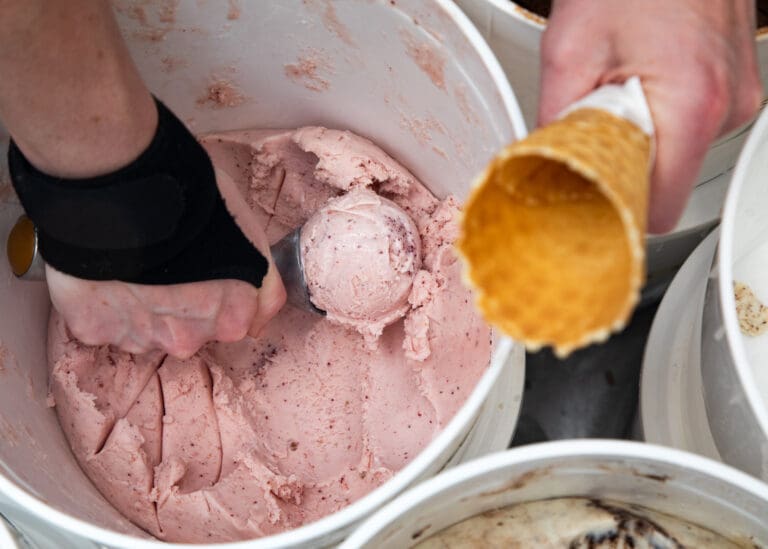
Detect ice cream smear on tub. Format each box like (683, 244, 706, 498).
(48, 126, 491, 542)
(734, 281, 768, 336)
(415, 498, 753, 548)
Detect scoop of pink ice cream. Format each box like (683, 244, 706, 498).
(300, 187, 421, 343)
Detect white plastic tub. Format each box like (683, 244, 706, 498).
(701, 103, 768, 480)
(640, 229, 722, 460)
(0, 514, 19, 549)
(0, 1, 526, 547)
(0, 503, 89, 549)
(642, 82, 768, 481)
(341, 440, 768, 548)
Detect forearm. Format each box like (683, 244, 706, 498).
(0, 0, 156, 178)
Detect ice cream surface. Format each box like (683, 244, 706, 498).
(301, 187, 421, 343)
(415, 498, 751, 548)
(48, 126, 491, 542)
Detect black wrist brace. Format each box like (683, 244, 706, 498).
(8, 98, 268, 288)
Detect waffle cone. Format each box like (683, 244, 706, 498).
(459, 108, 651, 357)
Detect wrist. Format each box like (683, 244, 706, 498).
(0, 0, 159, 179)
(8, 98, 270, 290)
(12, 91, 158, 179)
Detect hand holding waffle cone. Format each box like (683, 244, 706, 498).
(459, 78, 653, 357)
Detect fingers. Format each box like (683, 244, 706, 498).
(45, 155, 287, 356)
(537, 10, 607, 126)
(645, 64, 760, 233)
(248, 263, 287, 339)
(156, 316, 212, 359)
(214, 282, 258, 343)
(719, 53, 763, 137)
(538, 0, 762, 234)
(719, 0, 763, 134)
(116, 332, 153, 356)
(646, 98, 723, 233)
(153, 281, 255, 357)
(158, 271, 285, 356)
(154, 271, 285, 356)
(213, 164, 286, 340)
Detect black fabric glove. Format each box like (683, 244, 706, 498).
(8, 98, 268, 288)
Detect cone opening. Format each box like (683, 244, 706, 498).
(461, 154, 634, 351)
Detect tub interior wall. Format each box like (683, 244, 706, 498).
(732, 136, 768, 263)
(726, 122, 768, 435)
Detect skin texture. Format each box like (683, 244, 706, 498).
(540, 0, 763, 233)
(0, 0, 285, 358)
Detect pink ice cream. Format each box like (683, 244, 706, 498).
(48, 126, 491, 543)
(301, 187, 421, 343)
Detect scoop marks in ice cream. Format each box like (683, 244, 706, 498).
(47, 126, 491, 542)
(301, 187, 421, 343)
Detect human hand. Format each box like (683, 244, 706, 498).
(45, 167, 286, 359)
(1, 0, 286, 358)
(47, 264, 285, 360)
(539, 0, 763, 233)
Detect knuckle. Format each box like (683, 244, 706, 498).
(167, 338, 201, 360)
(168, 346, 197, 360)
(736, 77, 764, 124)
(118, 331, 151, 356)
(216, 308, 252, 343)
(694, 65, 731, 122)
(258, 276, 287, 321)
(67, 318, 104, 347)
(539, 19, 585, 64)
(540, 30, 577, 72)
(213, 283, 261, 342)
(165, 323, 205, 358)
(125, 344, 149, 355)
(218, 321, 250, 343)
(259, 291, 285, 321)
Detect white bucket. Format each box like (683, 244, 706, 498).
(640, 229, 722, 460)
(0, 504, 89, 549)
(0, 1, 526, 547)
(341, 440, 768, 548)
(0, 514, 19, 549)
(454, 0, 768, 283)
(700, 102, 768, 480)
(643, 99, 768, 482)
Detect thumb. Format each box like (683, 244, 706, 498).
(247, 261, 286, 339)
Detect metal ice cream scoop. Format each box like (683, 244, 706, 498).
(6, 215, 45, 281)
(269, 227, 324, 315)
(6, 215, 324, 315)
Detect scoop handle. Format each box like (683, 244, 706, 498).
(6, 215, 45, 281)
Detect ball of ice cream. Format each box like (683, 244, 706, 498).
(300, 187, 421, 342)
